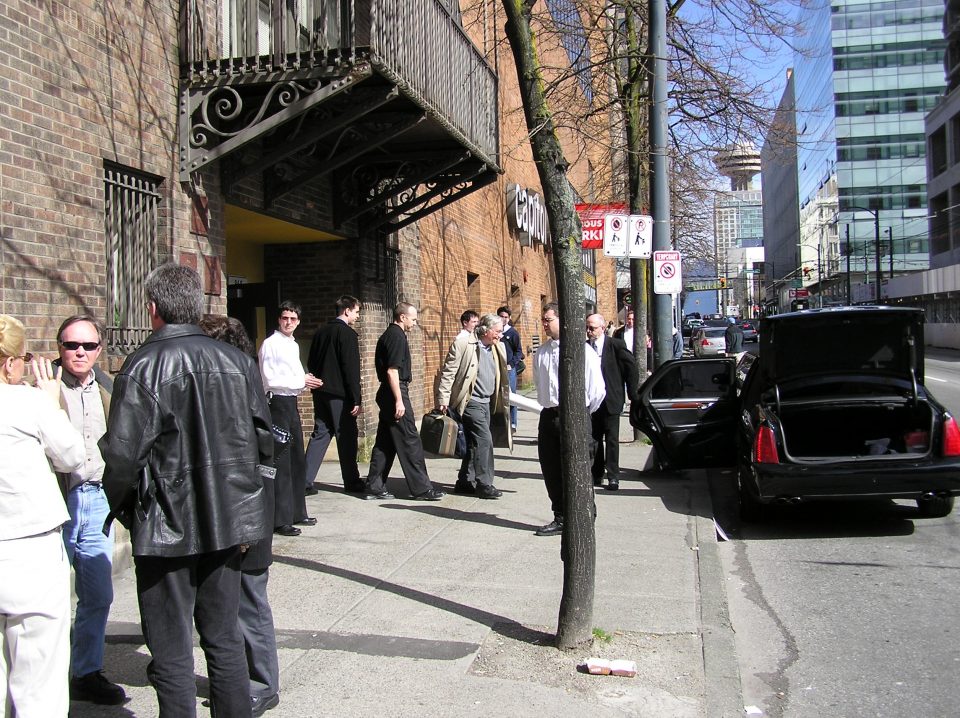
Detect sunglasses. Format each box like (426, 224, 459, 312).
(60, 341, 101, 351)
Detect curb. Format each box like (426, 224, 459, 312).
(691, 472, 743, 718)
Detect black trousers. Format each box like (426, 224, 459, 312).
(269, 395, 307, 526)
(537, 407, 596, 520)
(303, 394, 361, 490)
(591, 405, 621, 482)
(135, 548, 251, 718)
(461, 400, 495, 487)
(366, 383, 433, 496)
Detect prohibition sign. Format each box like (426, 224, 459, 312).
(653, 250, 682, 294)
(660, 263, 676, 279)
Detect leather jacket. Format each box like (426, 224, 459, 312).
(100, 324, 274, 557)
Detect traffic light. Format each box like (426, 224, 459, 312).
(719, 277, 727, 289)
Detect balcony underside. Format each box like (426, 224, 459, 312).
(179, 56, 500, 231)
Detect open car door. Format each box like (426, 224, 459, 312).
(630, 358, 738, 469)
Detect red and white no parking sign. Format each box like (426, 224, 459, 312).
(653, 251, 682, 295)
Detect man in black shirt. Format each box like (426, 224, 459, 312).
(364, 303, 444, 501)
(304, 295, 364, 494)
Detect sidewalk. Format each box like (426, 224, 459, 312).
(73, 417, 741, 718)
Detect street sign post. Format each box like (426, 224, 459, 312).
(653, 250, 682, 295)
(627, 215, 652, 258)
(602, 214, 629, 257)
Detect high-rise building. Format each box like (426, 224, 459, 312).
(714, 145, 764, 316)
(792, 0, 946, 303)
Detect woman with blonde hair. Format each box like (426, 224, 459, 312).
(0, 314, 85, 717)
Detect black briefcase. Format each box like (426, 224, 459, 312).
(420, 411, 459, 457)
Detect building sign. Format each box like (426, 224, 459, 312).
(507, 184, 550, 247)
(576, 203, 627, 249)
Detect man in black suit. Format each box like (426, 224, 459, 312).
(304, 295, 364, 494)
(586, 313, 639, 491)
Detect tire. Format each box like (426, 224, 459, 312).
(737, 464, 766, 523)
(917, 495, 955, 518)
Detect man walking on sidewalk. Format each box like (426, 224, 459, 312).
(365, 303, 445, 501)
(437, 313, 512, 498)
(586, 313, 638, 492)
(55, 315, 126, 706)
(304, 295, 364, 494)
(101, 263, 274, 718)
(533, 303, 605, 536)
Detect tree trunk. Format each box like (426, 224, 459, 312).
(502, 0, 595, 651)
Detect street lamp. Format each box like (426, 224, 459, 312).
(842, 205, 881, 303)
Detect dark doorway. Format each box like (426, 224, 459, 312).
(228, 279, 281, 345)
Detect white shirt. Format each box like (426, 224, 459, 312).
(588, 333, 605, 357)
(620, 327, 634, 354)
(533, 337, 605, 413)
(0, 384, 84, 540)
(456, 328, 473, 341)
(259, 330, 306, 395)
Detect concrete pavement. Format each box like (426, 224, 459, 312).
(72, 416, 741, 717)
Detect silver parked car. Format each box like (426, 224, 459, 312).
(691, 326, 727, 357)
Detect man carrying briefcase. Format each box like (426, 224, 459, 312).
(436, 313, 512, 499)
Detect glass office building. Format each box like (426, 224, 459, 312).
(794, 0, 946, 292)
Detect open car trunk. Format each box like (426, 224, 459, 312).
(771, 397, 934, 460)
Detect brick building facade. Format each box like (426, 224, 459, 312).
(0, 0, 618, 453)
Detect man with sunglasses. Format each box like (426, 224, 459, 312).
(54, 315, 127, 705)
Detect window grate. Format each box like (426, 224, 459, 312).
(104, 163, 162, 355)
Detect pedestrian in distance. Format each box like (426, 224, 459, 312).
(199, 314, 282, 718)
(586, 313, 638, 492)
(456, 310, 479, 340)
(54, 315, 127, 706)
(437, 313, 512, 498)
(304, 295, 365, 495)
(259, 301, 323, 536)
(724, 316, 744, 358)
(0, 314, 85, 718)
(100, 263, 275, 718)
(365, 303, 445, 501)
(497, 306, 524, 432)
(533, 303, 605, 536)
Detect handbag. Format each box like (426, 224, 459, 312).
(515, 358, 526, 375)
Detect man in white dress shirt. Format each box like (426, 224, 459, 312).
(533, 302, 605, 536)
(259, 301, 322, 536)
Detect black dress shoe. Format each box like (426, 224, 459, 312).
(412, 488, 445, 501)
(70, 670, 126, 705)
(251, 692, 280, 717)
(476, 485, 503, 499)
(274, 525, 301, 536)
(305, 486, 319, 496)
(364, 490, 394, 500)
(605, 480, 619, 492)
(453, 481, 476, 495)
(296, 517, 318, 526)
(535, 519, 563, 536)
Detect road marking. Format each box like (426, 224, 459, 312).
(927, 374, 948, 383)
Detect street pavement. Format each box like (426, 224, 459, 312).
(71, 414, 741, 718)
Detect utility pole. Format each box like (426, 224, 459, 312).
(649, 0, 671, 367)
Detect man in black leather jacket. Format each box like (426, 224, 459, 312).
(101, 263, 273, 718)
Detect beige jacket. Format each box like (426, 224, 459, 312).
(436, 334, 512, 450)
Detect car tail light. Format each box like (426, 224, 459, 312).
(942, 416, 960, 456)
(754, 425, 780, 464)
(701, 337, 709, 346)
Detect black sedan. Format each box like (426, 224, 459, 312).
(631, 307, 960, 520)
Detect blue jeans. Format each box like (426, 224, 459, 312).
(507, 367, 518, 429)
(63, 482, 114, 678)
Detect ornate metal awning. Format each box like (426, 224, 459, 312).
(179, 0, 500, 231)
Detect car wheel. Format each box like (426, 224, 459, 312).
(916, 495, 954, 518)
(738, 465, 765, 522)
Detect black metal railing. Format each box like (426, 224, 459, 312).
(180, 0, 498, 161)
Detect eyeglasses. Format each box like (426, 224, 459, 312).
(60, 341, 100, 351)
(19, 352, 34, 363)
